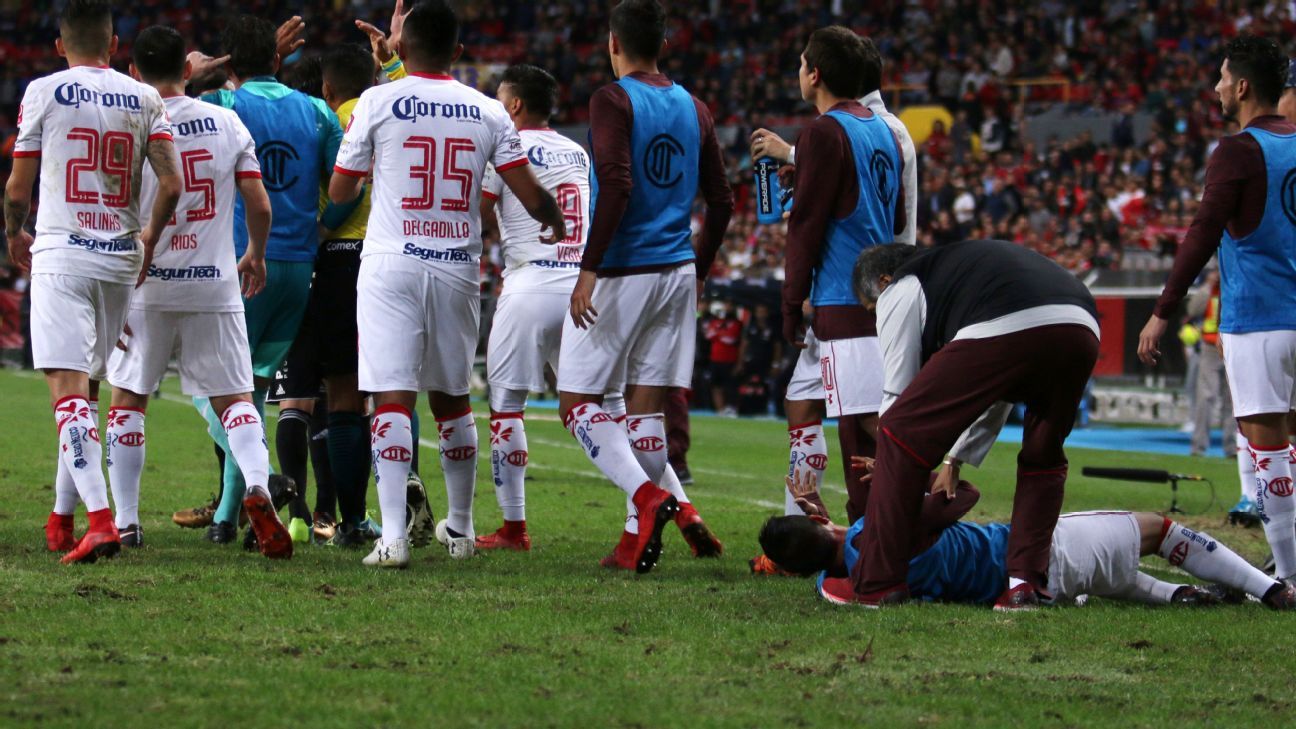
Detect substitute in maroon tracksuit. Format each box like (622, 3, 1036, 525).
(851, 240, 1100, 605)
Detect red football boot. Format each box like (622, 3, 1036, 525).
(243, 492, 293, 560)
(993, 582, 1055, 611)
(475, 521, 531, 551)
(600, 530, 637, 570)
(45, 512, 75, 552)
(630, 483, 679, 574)
(817, 573, 910, 607)
(675, 502, 722, 558)
(60, 509, 120, 564)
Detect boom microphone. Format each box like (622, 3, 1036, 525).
(1081, 467, 1204, 483)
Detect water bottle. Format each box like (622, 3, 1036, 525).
(754, 156, 784, 224)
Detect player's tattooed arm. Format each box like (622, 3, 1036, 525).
(139, 138, 182, 286)
(3, 157, 38, 272)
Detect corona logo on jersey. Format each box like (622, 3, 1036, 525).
(379, 446, 412, 463)
(804, 453, 828, 471)
(54, 82, 142, 111)
(644, 133, 684, 188)
(526, 144, 586, 170)
(443, 446, 477, 462)
(391, 95, 483, 124)
(257, 140, 300, 192)
(633, 436, 665, 452)
(173, 117, 219, 138)
(1269, 476, 1295, 498)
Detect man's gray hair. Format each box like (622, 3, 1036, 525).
(853, 243, 920, 303)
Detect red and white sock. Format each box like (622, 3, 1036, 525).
(787, 420, 827, 516)
(489, 412, 527, 522)
(564, 402, 654, 498)
(1252, 443, 1296, 579)
(627, 413, 693, 501)
(53, 397, 96, 515)
(106, 407, 146, 528)
(221, 401, 270, 500)
(438, 409, 478, 538)
(1158, 518, 1279, 599)
(53, 396, 110, 512)
(1237, 432, 1254, 501)
(371, 404, 413, 541)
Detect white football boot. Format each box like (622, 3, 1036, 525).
(362, 538, 410, 568)
(436, 519, 476, 560)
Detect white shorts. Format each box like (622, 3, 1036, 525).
(357, 256, 479, 395)
(107, 309, 254, 397)
(30, 273, 133, 379)
(487, 290, 566, 395)
(786, 327, 825, 402)
(1221, 330, 1296, 417)
(557, 263, 696, 394)
(1046, 511, 1141, 601)
(819, 335, 883, 417)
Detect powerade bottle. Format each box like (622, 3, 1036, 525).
(754, 156, 784, 224)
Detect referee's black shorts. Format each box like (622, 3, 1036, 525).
(269, 239, 363, 402)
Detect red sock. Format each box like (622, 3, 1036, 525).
(502, 519, 527, 539)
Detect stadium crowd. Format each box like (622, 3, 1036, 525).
(4, 0, 1296, 287)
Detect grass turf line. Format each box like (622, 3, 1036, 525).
(0, 369, 1290, 727)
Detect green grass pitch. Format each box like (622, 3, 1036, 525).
(0, 369, 1291, 727)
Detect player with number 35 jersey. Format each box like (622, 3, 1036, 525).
(329, 0, 565, 569)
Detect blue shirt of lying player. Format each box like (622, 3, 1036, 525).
(758, 476, 1011, 604)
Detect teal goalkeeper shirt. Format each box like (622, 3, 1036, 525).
(204, 78, 344, 262)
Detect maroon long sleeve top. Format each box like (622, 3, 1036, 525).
(1154, 115, 1296, 318)
(783, 101, 906, 342)
(580, 72, 734, 278)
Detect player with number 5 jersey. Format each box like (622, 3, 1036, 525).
(101, 26, 292, 560)
(5, 0, 181, 565)
(330, 0, 565, 569)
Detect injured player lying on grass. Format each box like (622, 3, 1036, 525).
(759, 461, 1296, 610)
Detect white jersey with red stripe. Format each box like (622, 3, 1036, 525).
(482, 128, 590, 294)
(132, 96, 261, 313)
(334, 72, 526, 295)
(14, 65, 173, 285)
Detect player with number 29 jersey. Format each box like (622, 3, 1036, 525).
(14, 65, 171, 285)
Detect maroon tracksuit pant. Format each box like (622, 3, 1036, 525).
(855, 324, 1099, 594)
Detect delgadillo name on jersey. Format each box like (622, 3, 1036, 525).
(391, 95, 483, 124)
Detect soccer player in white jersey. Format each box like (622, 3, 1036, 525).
(5, 0, 181, 565)
(475, 65, 589, 551)
(98, 26, 291, 559)
(330, 0, 565, 569)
